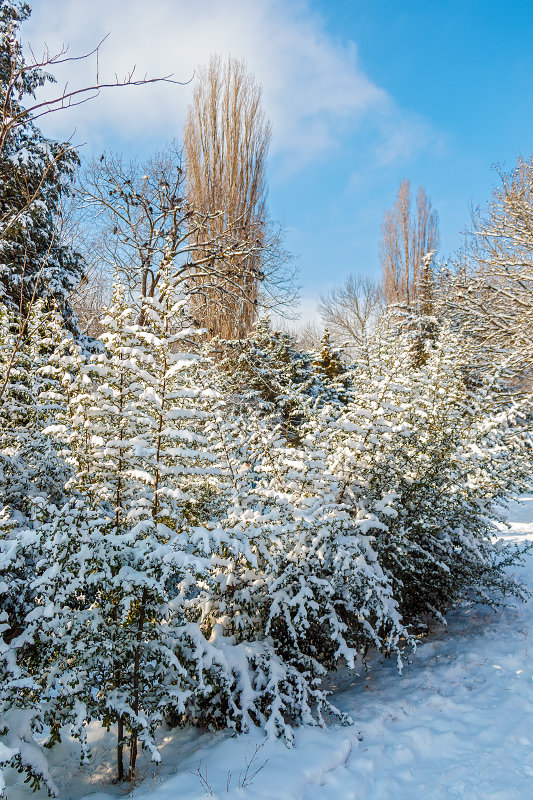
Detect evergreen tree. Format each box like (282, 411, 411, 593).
(0, 300, 75, 534)
(192, 400, 408, 739)
(2, 273, 531, 795)
(208, 318, 326, 443)
(59, 280, 222, 780)
(0, 301, 81, 795)
(0, 0, 84, 324)
(312, 329, 351, 404)
(0, 280, 219, 786)
(189, 419, 329, 739)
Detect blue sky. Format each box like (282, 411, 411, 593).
(289, 0, 533, 276)
(26, 0, 533, 322)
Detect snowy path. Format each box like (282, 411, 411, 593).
(7, 498, 533, 800)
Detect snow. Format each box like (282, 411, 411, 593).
(4, 496, 533, 800)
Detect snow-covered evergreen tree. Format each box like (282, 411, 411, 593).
(312, 328, 351, 405)
(207, 317, 322, 443)
(0, 300, 83, 794)
(53, 278, 225, 780)
(0, 275, 250, 787)
(0, 0, 84, 322)
(0, 300, 75, 534)
(2, 271, 531, 795)
(189, 396, 408, 740)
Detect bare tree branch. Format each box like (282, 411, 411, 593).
(1, 33, 189, 155)
(80, 145, 294, 333)
(319, 274, 384, 347)
(441, 157, 533, 385)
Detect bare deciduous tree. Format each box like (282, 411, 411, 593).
(184, 55, 291, 338)
(70, 264, 112, 337)
(0, 11, 182, 251)
(274, 319, 323, 352)
(443, 157, 533, 382)
(319, 274, 384, 347)
(380, 179, 439, 306)
(81, 144, 288, 333)
(0, 36, 179, 158)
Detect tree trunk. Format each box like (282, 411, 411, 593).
(128, 587, 148, 781)
(115, 372, 125, 781)
(117, 716, 124, 781)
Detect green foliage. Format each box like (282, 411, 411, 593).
(0, 300, 75, 530)
(1, 281, 531, 792)
(0, 0, 84, 323)
(207, 317, 351, 444)
(312, 328, 351, 404)
(319, 312, 532, 628)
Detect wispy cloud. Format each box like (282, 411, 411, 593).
(25, 0, 439, 167)
(373, 109, 447, 166)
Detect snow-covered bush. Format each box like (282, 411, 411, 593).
(206, 317, 348, 444)
(0, 280, 223, 786)
(190, 403, 408, 740)
(2, 278, 531, 794)
(0, 301, 79, 694)
(318, 312, 532, 630)
(1, 277, 325, 786)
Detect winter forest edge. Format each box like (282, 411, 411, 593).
(1, 2, 533, 797)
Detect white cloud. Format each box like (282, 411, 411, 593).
(373, 111, 446, 166)
(24, 0, 437, 167)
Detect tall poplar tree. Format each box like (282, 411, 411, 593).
(184, 55, 272, 339)
(380, 179, 439, 307)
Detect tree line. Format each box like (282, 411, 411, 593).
(320, 167, 533, 390)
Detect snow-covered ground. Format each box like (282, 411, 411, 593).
(6, 497, 533, 800)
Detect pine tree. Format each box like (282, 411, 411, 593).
(312, 329, 351, 404)
(208, 317, 323, 443)
(0, 1, 84, 323)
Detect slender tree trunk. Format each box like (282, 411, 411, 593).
(115, 373, 125, 781)
(153, 367, 166, 519)
(128, 587, 148, 781)
(112, 612, 124, 781)
(117, 716, 124, 781)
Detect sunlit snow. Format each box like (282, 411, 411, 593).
(4, 497, 533, 800)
